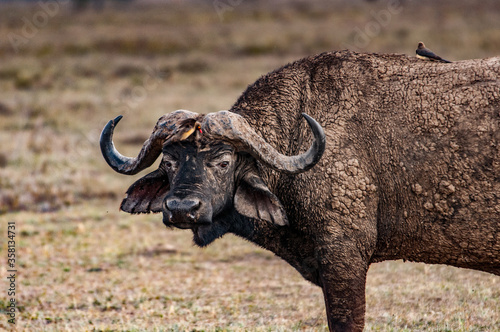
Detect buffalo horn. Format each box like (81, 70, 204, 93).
(202, 111, 326, 174)
(100, 110, 199, 175)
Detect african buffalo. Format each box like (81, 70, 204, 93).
(101, 51, 500, 331)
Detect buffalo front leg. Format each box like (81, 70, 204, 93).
(317, 245, 370, 332)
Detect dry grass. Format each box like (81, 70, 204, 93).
(0, 203, 498, 331)
(1, 204, 328, 331)
(0, 1, 499, 331)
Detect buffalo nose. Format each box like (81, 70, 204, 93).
(166, 198, 201, 220)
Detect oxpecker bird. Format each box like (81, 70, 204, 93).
(178, 118, 202, 141)
(416, 42, 452, 63)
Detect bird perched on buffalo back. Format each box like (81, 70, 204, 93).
(416, 42, 452, 63)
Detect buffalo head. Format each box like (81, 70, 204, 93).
(100, 110, 325, 246)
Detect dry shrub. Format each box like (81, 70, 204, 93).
(0, 153, 7, 167)
(15, 70, 40, 90)
(113, 64, 147, 78)
(0, 102, 13, 115)
(177, 59, 211, 74)
(91, 37, 190, 56)
(0, 68, 18, 80)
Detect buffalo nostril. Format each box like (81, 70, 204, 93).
(188, 199, 201, 211)
(166, 198, 179, 212)
(166, 198, 201, 216)
(177, 199, 200, 213)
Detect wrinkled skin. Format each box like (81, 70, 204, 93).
(102, 51, 500, 332)
(119, 138, 289, 248)
(161, 141, 248, 246)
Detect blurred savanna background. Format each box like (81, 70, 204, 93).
(0, 0, 499, 330)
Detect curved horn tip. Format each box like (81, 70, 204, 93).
(113, 115, 123, 124)
(100, 114, 136, 175)
(301, 113, 326, 142)
(300, 112, 326, 169)
(102, 115, 123, 134)
(301, 113, 317, 126)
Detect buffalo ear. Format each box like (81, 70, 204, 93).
(234, 172, 288, 226)
(120, 169, 169, 214)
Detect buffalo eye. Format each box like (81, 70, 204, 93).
(218, 161, 229, 168)
(163, 154, 178, 170)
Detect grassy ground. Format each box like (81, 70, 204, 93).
(0, 1, 499, 330)
(1, 205, 498, 331)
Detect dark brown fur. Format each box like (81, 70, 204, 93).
(228, 51, 500, 331)
(104, 50, 500, 331)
